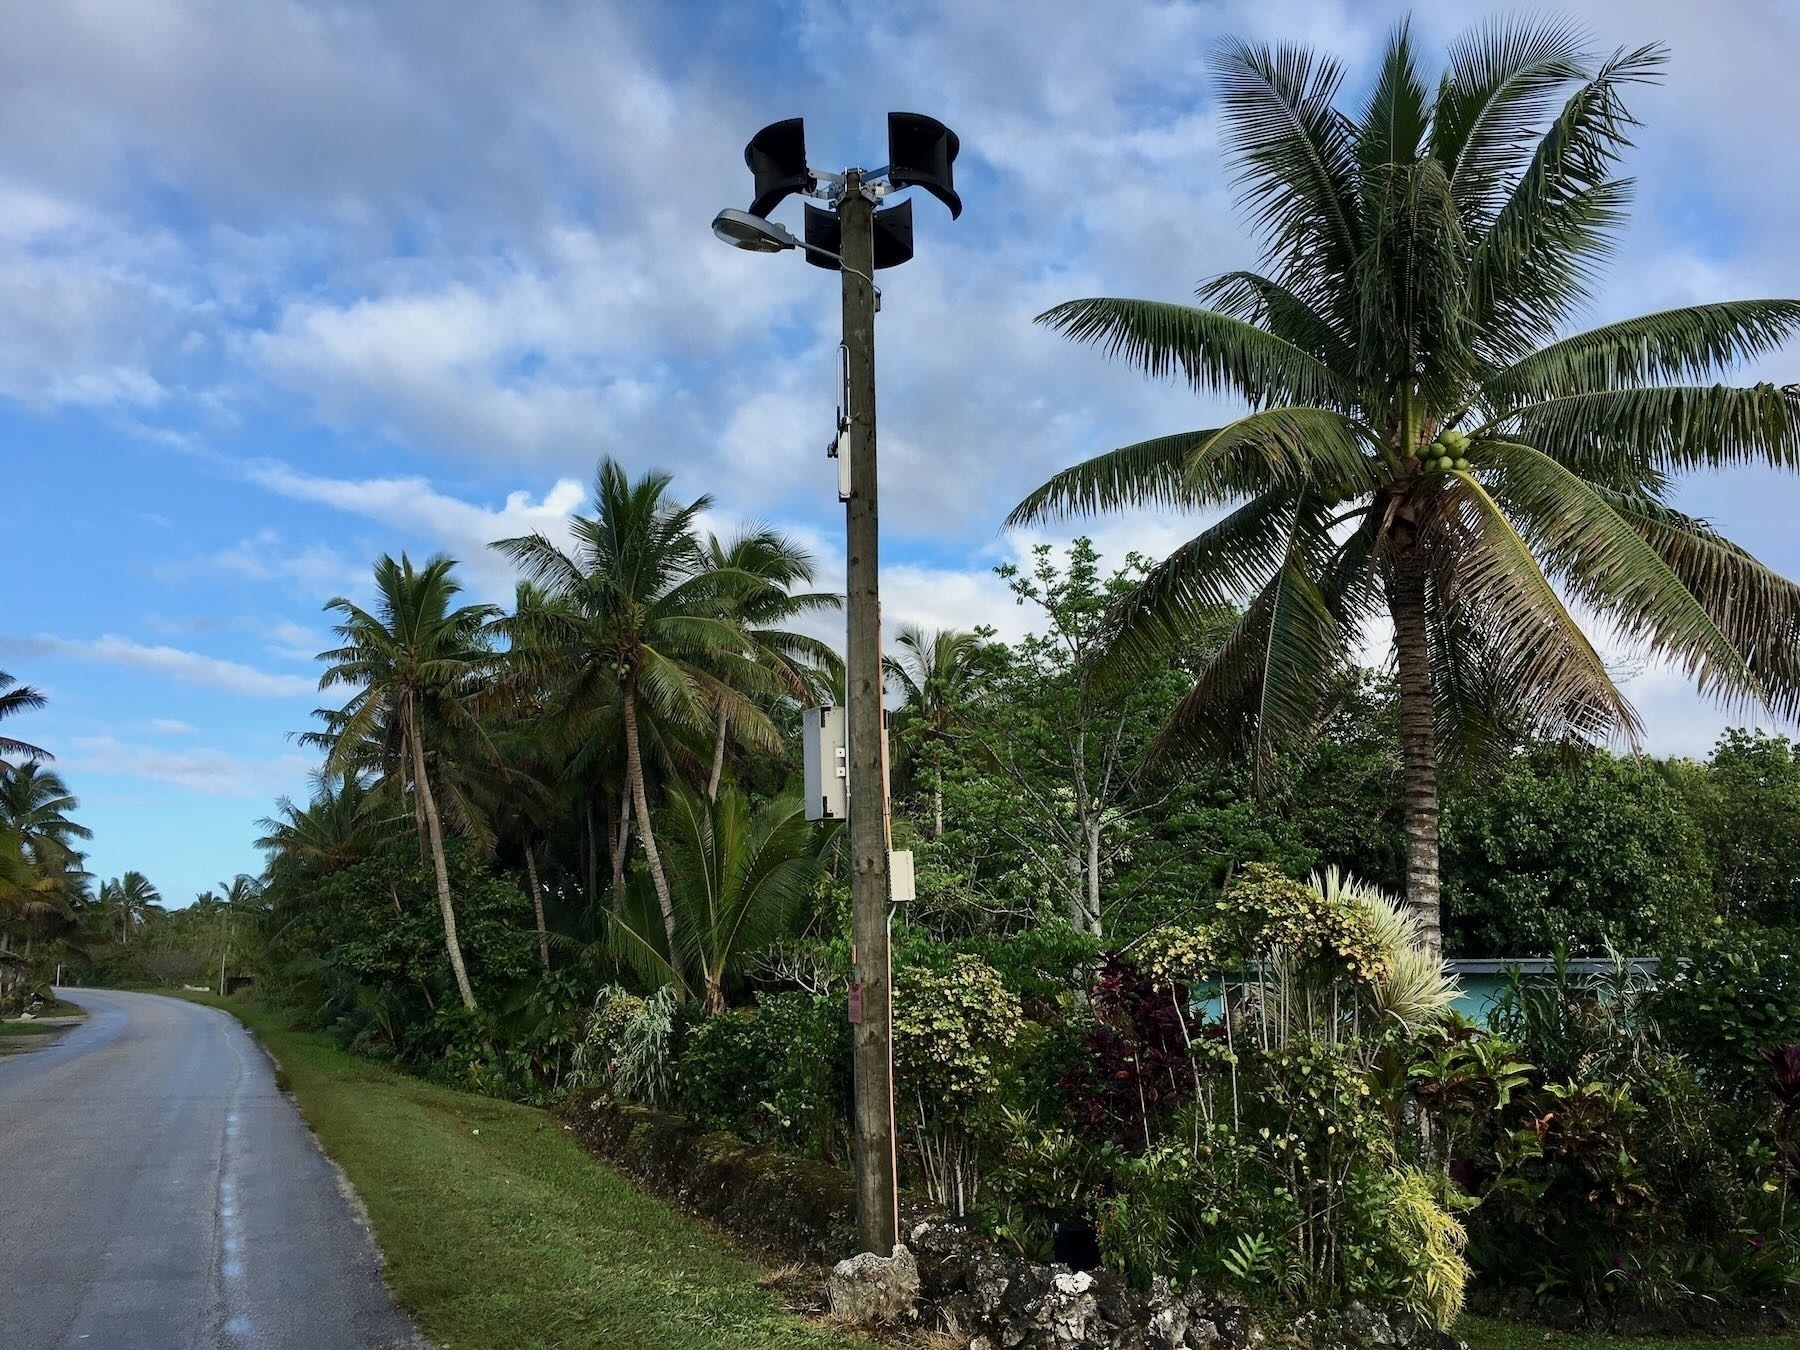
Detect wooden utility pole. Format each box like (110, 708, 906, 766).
(839, 169, 899, 1256)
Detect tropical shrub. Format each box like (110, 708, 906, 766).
(566, 985, 690, 1107)
(1059, 951, 1205, 1151)
(1658, 925, 1800, 1100)
(674, 990, 852, 1159)
(1049, 867, 1473, 1327)
(894, 953, 1023, 1213)
(1467, 957, 1800, 1322)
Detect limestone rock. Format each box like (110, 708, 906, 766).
(828, 1243, 921, 1325)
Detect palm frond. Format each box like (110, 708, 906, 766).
(1099, 491, 1305, 677)
(1598, 491, 1800, 721)
(1357, 21, 1431, 174)
(1430, 470, 1641, 746)
(1197, 271, 1355, 370)
(1211, 36, 1363, 323)
(1430, 17, 1590, 224)
(1006, 428, 1216, 527)
(1150, 495, 1348, 780)
(1488, 301, 1800, 403)
(1468, 44, 1666, 358)
(1498, 382, 1800, 474)
(1036, 299, 1352, 407)
(1184, 406, 1378, 497)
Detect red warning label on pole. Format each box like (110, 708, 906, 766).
(847, 981, 863, 1025)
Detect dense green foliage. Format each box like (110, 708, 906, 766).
(1442, 746, 1715, 955)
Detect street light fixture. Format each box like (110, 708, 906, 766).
(710, 207, 799, 253)
(713, 112, 960, 1260)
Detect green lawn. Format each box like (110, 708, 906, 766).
(1457, 1314, 1800, 1349)
(180, 993, 861, 1350)
(0, 1019, 59, 1037)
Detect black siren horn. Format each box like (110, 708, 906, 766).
(804, 197, 915, 271)
(886, 112, 961, 220)
(744, 118, 810, 219)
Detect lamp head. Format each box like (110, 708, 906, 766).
(711, 208, 798, 253)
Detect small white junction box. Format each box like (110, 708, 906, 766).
(888, 849, 916, 904)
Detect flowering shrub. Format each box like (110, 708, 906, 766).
(894, 954, 1023, 1106)
(894, 954, 1022, 1213)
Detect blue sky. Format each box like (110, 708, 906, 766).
(4, 0, 1798, 906)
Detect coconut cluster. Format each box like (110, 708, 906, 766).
(1427, 425, 1471, 473)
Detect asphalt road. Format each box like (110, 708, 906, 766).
(0, 989, 421, 1349)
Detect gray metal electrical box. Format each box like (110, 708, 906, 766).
(803, 705, 848, 822)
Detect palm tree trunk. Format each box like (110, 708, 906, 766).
(585, 795, 600, 913)
(524, 843, 550, 974)
(622, 683, 682, 998)
(610, 788, 630, 914)
(933, 757, 944, 840)
(408, 700, 479, 1010)
(707, 704, 728, 803)
(1389, 553, 1442, 955)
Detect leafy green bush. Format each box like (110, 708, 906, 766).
(674, 991, 852, 1159)
(566, 986, 691, 1107)
(1441, 746, 1715, 956)
(1659, 925, 1800, 1100)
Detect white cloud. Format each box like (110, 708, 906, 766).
(0, 634, 314, 697)
(239, 457, 588, 596)
(263, 619, 324, 663)
(61, 734, 311, 798)
(154, 529, 363, 595)
(146, 717, 197, 735)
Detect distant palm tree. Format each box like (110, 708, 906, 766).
(494, 460, 775, 994)
(885, 626, 989, 838)
(702, 528, 842, 801)
(311, 554, 498, 1010)
(107, 870, 163, 944)
(609, 786, 835, 1012)
(256, 773, 390, 880)
(0, 671, 50, 774)
(1012, 22, 1800, 949)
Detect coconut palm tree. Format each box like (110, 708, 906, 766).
(608, 785, 835, 1012)
(0, 671, 50, 775)
(701, 528, 842, 801)
(257, 773, 390, 881)
(885, 626, 989, 838)
(0, 764, 91, 875)
(107, 870, 163, 944)
(493, 460, 776, 994)
(1011, 22, 1800, 950)
(311, 554, 498, 1010)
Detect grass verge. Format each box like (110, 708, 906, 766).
(180, 993, 862, 1350)
(0, 1020, 60, 1037)
(1457, 1312, 1800, 1349)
